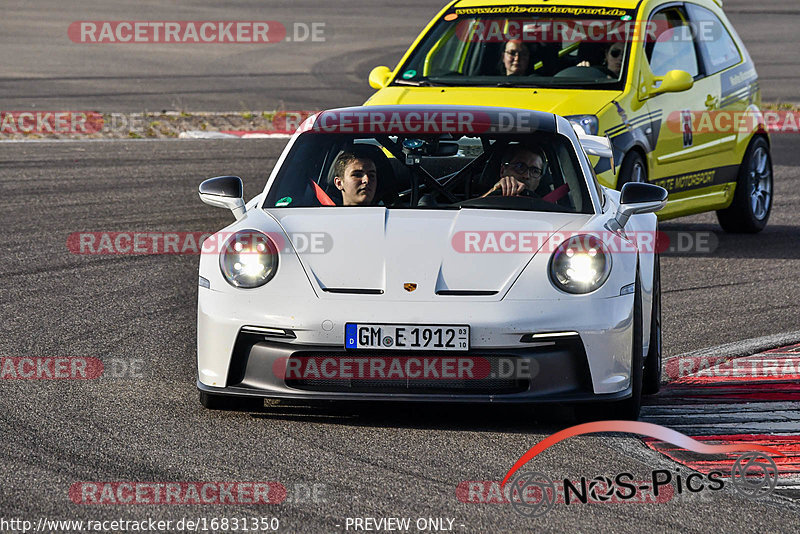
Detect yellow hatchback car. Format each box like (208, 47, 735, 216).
(365, 0, 773, 232)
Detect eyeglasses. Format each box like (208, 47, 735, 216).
(503, 161, 543, 178)
(504, 50, 529, 58)
(608, 48, 623, 58)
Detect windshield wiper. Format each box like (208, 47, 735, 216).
(496, 81, 545, 88)
(393, 79, 434, 87)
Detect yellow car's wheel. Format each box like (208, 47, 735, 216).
(716, 137, 773, 233)
(617, 151, 647, 188)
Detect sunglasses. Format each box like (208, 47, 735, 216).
(503, 161, 543, 178)
(608, 48, 623, 58)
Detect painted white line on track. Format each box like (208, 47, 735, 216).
(238, 133, 292, 138)
(179, 130, 238, 139)
(644, 402, 800, 413)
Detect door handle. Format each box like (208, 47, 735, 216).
(705, 94, 718, 110)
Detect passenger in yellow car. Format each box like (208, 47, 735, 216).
(604, 42, 625, 77)
(577, 42, 625, 78)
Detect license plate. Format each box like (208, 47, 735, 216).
(345, 324, 469, 351)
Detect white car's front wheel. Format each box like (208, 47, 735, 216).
(643, 254, 662, 394)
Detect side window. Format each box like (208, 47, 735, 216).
(685, 4, 741, 75)
(645, 8, 699, 78)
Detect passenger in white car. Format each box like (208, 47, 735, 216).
(333, 152, 378, 206)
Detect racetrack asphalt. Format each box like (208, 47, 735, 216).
(1, 0, 800, 532)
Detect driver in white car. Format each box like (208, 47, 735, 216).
(482, 144, 545, 197)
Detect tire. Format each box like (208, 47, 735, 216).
(643, 254, 662, 395)
(617, 151, 647, 188)
(199, 391, 263, 411)
(716, 136, 773, 233)
(576, 273, 643, 421)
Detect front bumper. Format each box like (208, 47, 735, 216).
(197, 289, 636, 401)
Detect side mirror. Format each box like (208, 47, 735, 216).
(615, 182, 668, 228)
(368, 66, 392, 89)
(199, 176, 246, 220)
(650, 69, 694, 97)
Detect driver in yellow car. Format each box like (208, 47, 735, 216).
(502, 40, 530, 76)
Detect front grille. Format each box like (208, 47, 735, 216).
(227, 335, 594, 399)
(283, 352, 527, 394)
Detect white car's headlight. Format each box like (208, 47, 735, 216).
(220, 230, 279, 288)
(549, 234, 611, 294)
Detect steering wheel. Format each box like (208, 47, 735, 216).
(592, 65, 618, 79)
(554, 65, 616, 80)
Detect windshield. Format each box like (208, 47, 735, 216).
(263, 129, 592, 214)
(394, 5, 637, 89)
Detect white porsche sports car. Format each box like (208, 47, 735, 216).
(196, 105, 667, 419)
